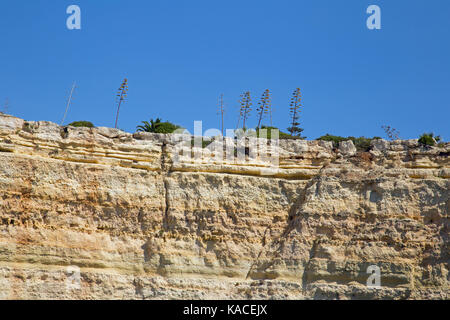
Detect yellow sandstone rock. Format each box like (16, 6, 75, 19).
(0, 113, 448, 299)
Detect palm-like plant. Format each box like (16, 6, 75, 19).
(137, 118, 162, 132)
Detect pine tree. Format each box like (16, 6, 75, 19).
(287, 88, 304, 137)
(115, 78, 128, 129)
(238, 91, 252, 130)
(256, 89, 271, 129)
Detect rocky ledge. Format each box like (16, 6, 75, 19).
(0, 113, 448, 299)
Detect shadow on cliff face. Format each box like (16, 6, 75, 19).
(245, 175, 316, 281)
(245, 170, 449, 299)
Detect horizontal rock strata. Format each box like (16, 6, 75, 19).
(0, 113, 448, 299)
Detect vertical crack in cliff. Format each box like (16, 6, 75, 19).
(163, 178, 170, 230)
(141, 141, 172, 274)
(245, 193, 271, 279)
(133, 278, 145, 300)
(301, 239, 319, 295)
(160, 141, 171, 230)
(245, 178, 314, 281)
(245, 226, 271, 279)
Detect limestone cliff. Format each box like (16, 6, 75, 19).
(0, 113, 448, 299)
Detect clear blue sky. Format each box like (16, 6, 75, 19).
(1, 0, 449, 139)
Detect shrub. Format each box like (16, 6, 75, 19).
(351, 136, 381, 152)
(68, 121, 94, 128)
(418, 133, 441, 146)
(190, 138, 213, 148)
(317, 134, 381, 151)
(153, 121, 181, 134)
(317, 134, 347, 149)
(256, 126, 303, 140)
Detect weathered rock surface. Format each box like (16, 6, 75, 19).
(0, 113, 448, 299)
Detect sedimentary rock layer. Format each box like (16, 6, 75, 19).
(0, 113, 448, 299)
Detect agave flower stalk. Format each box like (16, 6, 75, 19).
(115, 78, 128, 129)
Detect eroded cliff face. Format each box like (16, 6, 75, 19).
(0, 113, 448, 300)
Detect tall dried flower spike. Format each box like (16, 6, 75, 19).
(115, 78, 128, 129)
(237, 91, 252, 130)
(382, 125, 400, 140)
(217, 94, 225, 136)
(256, 89, 271, 129)
(60, 82, 76, 126)
(287, 88, 304, 137)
